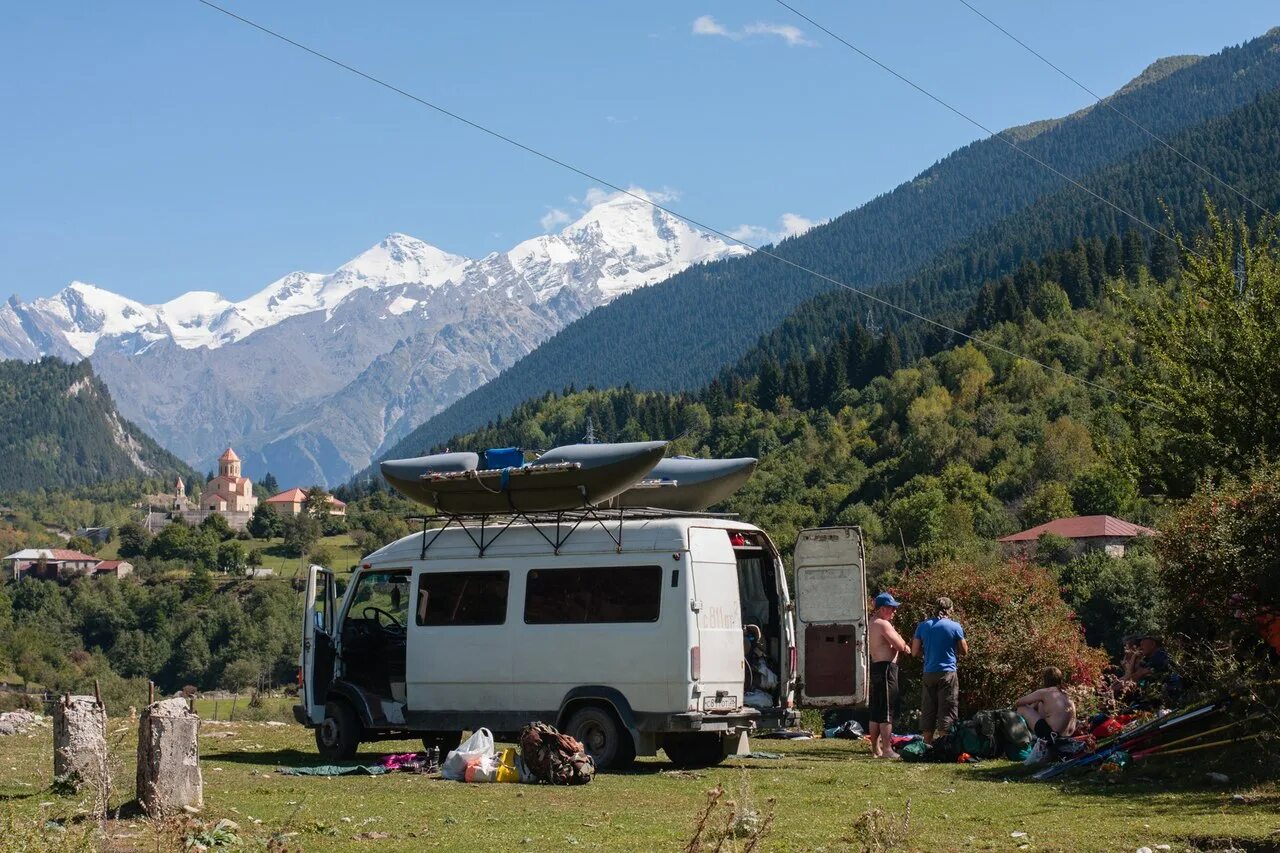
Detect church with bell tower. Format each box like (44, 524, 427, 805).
(203, 447, 258, 513)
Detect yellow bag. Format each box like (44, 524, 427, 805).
(495, 747, 520, 783)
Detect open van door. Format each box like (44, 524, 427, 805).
(794, 527, 867, 707)
(300, 564, 337, 725)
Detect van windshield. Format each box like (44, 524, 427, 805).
(348, 571, 410, 625)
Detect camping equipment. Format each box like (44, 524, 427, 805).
(611, 456, 758, 511)
(518, 722, 596, 785)
(1032, 699, 1224, 781)
(381, 441, 668, 513)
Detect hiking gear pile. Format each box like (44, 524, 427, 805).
(518, 722, 596, 785)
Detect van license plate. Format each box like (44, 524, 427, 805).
(703, 695, 738, 712)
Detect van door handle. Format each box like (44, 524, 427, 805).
(690, 600, 702, 613)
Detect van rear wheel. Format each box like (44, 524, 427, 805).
(315, 700, 361, 761)
(565, 706, 635, 771)
(663, 733, 725, 768)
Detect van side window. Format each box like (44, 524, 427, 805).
(524, 566, 661, 624)
(416, 571, 509, 626)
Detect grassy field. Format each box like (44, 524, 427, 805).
(1, 719, 1276, 852)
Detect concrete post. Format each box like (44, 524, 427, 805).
(135, 697, 203, 817)
(52, 694, 109, 812)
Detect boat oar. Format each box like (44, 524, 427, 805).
(1134, 734, 1260, 760)
(1128, 716, 1257, 760)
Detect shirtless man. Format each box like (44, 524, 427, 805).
(868, 592, 911, 758)
(1015, 667, 1076, 740)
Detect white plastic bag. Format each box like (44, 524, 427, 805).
(442, 727, 495, 780)
(1023, 739, 1052, 765)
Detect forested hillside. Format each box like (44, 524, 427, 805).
(397, 232, 1192, 575)
(0, 358, 196, 491)
(375, 29, 1280, 465)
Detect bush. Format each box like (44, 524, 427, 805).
(891, 556, 1107, 714)
(1157, 465, 1280, 683)
(1059, 549, 1166, 658)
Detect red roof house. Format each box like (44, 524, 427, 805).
(265, 488, 347, 517)
(999, 515, 1156, 558)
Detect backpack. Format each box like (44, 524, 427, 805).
(991, 709, 1034, 760)
(899, 740, 931, 762)
(950, 717, 999, 760)
(518, 722, 596, 785)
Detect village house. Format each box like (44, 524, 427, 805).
(2, 549, 132, 582)
(264, 487, 347, 517)
(998, 514, 1157, 558)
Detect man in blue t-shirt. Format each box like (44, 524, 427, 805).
(911, 596, 969, 744)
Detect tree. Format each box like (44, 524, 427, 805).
(216, 541, 246, 573)
(247, 504, 281, 539)
(281, 513, 321, 557)
(220, 659, 259, 692)
(1070, 465, 1136, 517)
(116, 521, 151, 559)
(66, 535, 96, 555)
(259, 472, 279, 495)
(183, 563, 214, 600)
(1126, 211, 1280, 493)
(246, 548, 263, 567)
(304, 486, 332, 521)
(1021, 482, 1074, 527)
(199, 512, 233, 541)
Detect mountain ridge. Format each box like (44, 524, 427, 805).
(0, 192, 746, 487)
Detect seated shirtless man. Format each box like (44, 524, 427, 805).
(1015, 667, 1076, 740)
(868, 592, 911, 758)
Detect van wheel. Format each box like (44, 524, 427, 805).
(565, 706, 635, 771)
(315, 700, 361, 761)
(422, 731, 462, 754)
(663, 733, 725, 768)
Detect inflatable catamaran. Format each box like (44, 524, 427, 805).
(380, 441, 756, 514)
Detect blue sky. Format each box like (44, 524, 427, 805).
(2, 1, 1275, 304)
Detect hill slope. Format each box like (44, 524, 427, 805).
(0, 358, 195, 492)
(376, 29, 1280, 462)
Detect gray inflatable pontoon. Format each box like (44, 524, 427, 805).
(380, 441, 667, 514)
(612, 455, 757, 511)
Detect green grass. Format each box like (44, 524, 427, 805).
(1, 721, 1276, 851)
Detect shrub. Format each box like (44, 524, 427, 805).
(1157, 465, 1280, 682)
(891, 556, 1107, 714)
(1059, 549, 1166, 658)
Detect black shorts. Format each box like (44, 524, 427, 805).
(1034, 718, 1053, 740)
(869, 661, 899, 724)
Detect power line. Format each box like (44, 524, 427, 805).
(955, 0, 1272, 218)
(769, 0, 1206, 264)
(191, 0, 1163, 410)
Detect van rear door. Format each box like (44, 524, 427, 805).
(688, 528, 745, 712)
(794, 527, 867, 707)
(300, 564, 337, 724)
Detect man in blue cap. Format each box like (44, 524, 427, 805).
(868, 592, 910, 758)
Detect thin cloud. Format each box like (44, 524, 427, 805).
(729, 213, 822, 245)
(540, 186, 683, 232)
(540, 208, 572, 231)
(692, 14, 813, 47)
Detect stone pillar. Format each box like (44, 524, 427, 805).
(135, 697, 203, 817)
(52, 694, 109, 811)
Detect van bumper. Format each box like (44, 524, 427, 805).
(653, 710, 760, 733)
(292, 704, 310, 726)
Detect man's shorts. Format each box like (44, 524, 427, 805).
(920, 671, 960, 734)
(868, 661, 899, 724)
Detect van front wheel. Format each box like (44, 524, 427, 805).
(663, 733, 725, 768)
(315, 700, 361, 761)
(422, 731, 463, 754)
(565, 706, 635, 771)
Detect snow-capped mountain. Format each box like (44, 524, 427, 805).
(1, 192, 746, 485)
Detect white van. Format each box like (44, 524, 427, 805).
(295, 517, 867, 769)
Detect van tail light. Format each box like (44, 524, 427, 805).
(788, 645, 797, 676)
(690, 646, 701, 681)
(296, 667, 303, 687)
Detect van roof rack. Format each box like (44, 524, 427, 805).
(408, 505, 737, 559)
